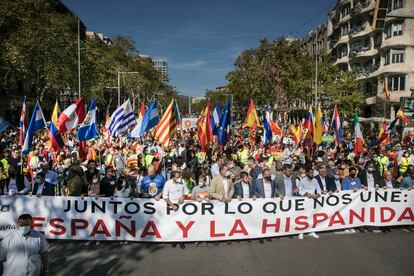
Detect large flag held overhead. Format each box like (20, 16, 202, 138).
(23, 101, 47, 154)
(396, 108, 409, 126)
(354, 111, 364, 155)
(377, 120, 391, 145)
(314, 104, 323, 145)
(375, 117, 399, 147)
(130, 102, 146, 138)
(244, 99, 260, 128)
(154, 99, 181, 147)
(106, 99, 136, 137)
(211, 103, 222, 135)
(19, 96, 26, 146)
(197, 100, 213, 152)
(48, 101, 65, 151)
(139, 100, 159, 137)
(218, 100, 231, 146)
(263, 107, 272, 147)
(57, 97, 86, 133)
(78, 99, 99, 141)
(331, 105, 342, 145)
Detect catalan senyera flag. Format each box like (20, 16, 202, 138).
(314, 104, 323, 145)
(289, 124, 302, 144)
(244, 99, 260, 127)
(396, 108, 409, 126)
(154, 99, 181, 147)
(48, 101, 65, 151)
(197, 101, 213, 152)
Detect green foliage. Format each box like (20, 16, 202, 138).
(0, 0, 175, 113)
(222, 37, 362, 117)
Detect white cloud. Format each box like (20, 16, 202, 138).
(169, 60, 208, 70)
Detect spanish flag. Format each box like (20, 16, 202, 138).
(48, 101, 65, 151)
(244, 99, 260, 128)
(197, 101, 213, 152)
(396, 108, 409, 126)
(314, 104, 323, 145)
(154, 99, 181, 147)
(270, 119, 283, 137)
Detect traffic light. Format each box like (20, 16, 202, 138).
(372, 0, 388, 30)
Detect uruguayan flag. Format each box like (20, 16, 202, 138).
(138, 100, 159, 137)
(22, 101, 47, 154)
(78, 99, 99, 141)
(106, 100, 136, 137)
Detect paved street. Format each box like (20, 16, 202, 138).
(48, 229, 414, 276)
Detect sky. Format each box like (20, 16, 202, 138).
(62, 0, 335, 97)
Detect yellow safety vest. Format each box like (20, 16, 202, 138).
(399, 157, 411, 173)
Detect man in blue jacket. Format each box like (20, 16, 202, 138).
(141, 165, 165, 200)
(233, 171, 255, 200)
(342, 166, 362, 191)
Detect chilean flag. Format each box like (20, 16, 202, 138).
(19, 96, 27, 146)
(57, 97, 86, 133)
(331, 105, 342, 145)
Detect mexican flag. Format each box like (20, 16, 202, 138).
(354, 111, 364, 155)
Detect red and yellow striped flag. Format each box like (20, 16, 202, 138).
(244, 98, 260, 128)
(154, 99, 181, 147)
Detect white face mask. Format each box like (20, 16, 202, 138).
(18, 226, 31, 236)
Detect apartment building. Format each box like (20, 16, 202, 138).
(327, 0, 414, 118)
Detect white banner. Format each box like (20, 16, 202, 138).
(0, 189, 413, 242)
(181, 118, 197, 130)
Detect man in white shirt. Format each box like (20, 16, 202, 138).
(253, 168, 276, 198)
(297, 167, 320, 239)
(211, 157, 223, 178)
(0, 214, 49, 276)
(3, 168, 31, 195)
(163, 171, 189, 211)
(209, 165, 234, 202)
(298, 167, 321, 197)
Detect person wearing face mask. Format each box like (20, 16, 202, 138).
(253, 168, 276, 198)
(163, 171, 188, 211)
(358, 160, 382, 189)
(342, 167, 362, 191)
(332, 167, 343, 192)
(192, 174, 210, 201)
(31, 172, 55, 196)
(0, 214, 49, 276)
(379, 170, 398, 189)
(209, 165, 234, 202)
(275, 164, 298, 198)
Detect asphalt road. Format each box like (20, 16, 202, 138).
(48, 229, 414, 276)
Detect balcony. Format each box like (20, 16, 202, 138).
(349, 25, 364, 37)
(349, 44, 372, 57)
(350, 1, 370, 16)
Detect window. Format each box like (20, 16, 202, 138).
(341, 25, 348, 36)
(388, 75, 406, 91)
(393, 22, 403, 36)
(388, 0, 403, 12)
(341, 3, 351, 18)
(374, 32, 382, 47)
(385, 21, 404, 39)
(392, 50, 404, 63)
(384, 50, 390, 65)
(339, 45, 348, 58)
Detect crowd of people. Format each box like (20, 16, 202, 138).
(1, 120, 414, 274)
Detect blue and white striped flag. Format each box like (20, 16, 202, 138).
(106, 100, 136, 137)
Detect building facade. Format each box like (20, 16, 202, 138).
(301, 24, 329, 62)
(327, 0, 414, 119)
(153, 59, 168, 83)
(85, 31, 113, 45)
